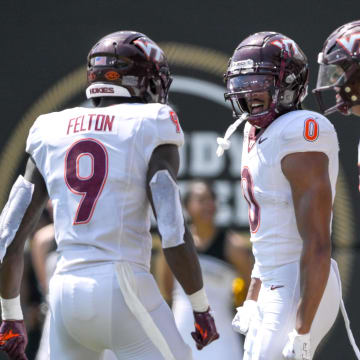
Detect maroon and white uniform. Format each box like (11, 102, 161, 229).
(26, 103, 192, 360)
(241, 109, 341, 360)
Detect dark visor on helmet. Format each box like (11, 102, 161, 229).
(226, 74, 275, 95)
(225, 74, 275, 115)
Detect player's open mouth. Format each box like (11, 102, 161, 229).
(250, 102, 265, 115)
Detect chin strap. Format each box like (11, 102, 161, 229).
(216, 112, 249, 157)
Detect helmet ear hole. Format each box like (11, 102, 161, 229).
(280, 90, 295, 107)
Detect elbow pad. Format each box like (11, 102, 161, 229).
(149, 170, 185, 248)
(0, 175, 34, 262)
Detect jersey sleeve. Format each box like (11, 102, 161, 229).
(142, 105, 185, 164)
(26, 115, 45, 166)
(251, 261, 261, 279)
(277, 113, 339, 161)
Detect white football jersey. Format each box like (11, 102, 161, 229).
(241, 110, 339, 279)
(26, 103, 184, 273)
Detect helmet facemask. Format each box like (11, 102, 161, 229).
(313, 60, 360, 115)
(225, 74, 277, 128)
(146, 68, 173, 104)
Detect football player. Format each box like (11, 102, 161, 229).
(217, 31, 358, 360)
(0, 31, 219, 360)
(313, 20, 360, 117)
(313, 20, 360, 191)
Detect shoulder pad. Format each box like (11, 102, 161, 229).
(141, 104, 184, 164)
(280, 110, 335, 142)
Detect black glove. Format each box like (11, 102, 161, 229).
(191, 307, 219, 350)
(0, 320, 28, 360)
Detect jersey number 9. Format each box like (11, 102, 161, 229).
(65, 138, 109, 225)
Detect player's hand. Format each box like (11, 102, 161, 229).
(232, 299, 258, 335)
(0, 320, 28, 360)
(282, 329, 311, 360)
(191, 307, 219, 350)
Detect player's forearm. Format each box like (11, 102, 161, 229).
(0, 251, 24, 298)
(163, 226, 203, 295)
(246, 277, 261, 301)
(296, 240, 331, 334)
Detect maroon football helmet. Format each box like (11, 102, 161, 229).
(87, 31, 172, 103)
(224, 32, 309, 128)
(313, 20, 360, 115)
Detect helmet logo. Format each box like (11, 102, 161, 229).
(337, 32, 360, 55)
(105, 71, 120, 81)
(134, 38, 163, 62)
(271, 38, 302, 59)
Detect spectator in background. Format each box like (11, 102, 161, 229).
(158, 180, 253, 359)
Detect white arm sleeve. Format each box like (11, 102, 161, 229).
(0, 175, 34, 262)
(149, 170, 185, 249)
(251, 261, 261, 279)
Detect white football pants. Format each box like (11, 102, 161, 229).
(48, 262, 193, 360)
(243, 259, 341, 360)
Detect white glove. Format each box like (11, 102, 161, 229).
(231, 300, 258, 335)
(282, 329, 311, 360)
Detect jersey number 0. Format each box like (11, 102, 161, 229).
(65, 138, 109, 225)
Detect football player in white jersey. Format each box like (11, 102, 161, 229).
(216, 31, 359, 360)
(313, 20, 360, 190)
(0, 31, 219, 360)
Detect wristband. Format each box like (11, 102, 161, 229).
(1, 295, 23, 320)
(188, 287, 209, 312)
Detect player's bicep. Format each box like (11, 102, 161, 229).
(147, 144, 180, 182)
(281, 151, 330, 191)
(281, 152, 332, 244)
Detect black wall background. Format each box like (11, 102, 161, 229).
(1, 1, 360, 359)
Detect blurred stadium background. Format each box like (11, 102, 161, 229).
(1, 1, 360, 358)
